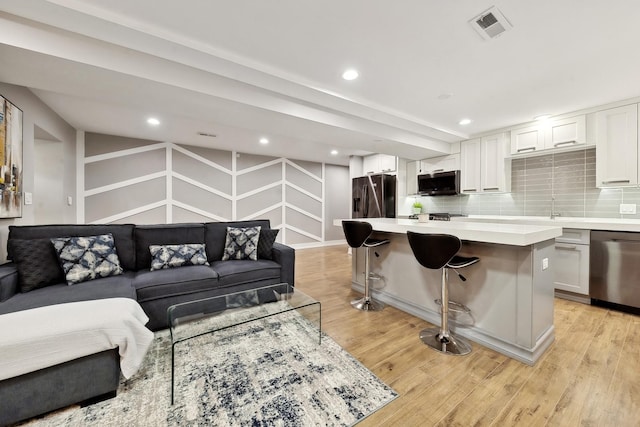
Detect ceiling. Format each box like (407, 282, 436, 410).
(1, 1, 640, 166)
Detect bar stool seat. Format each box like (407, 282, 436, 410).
(342, 221, 390, 311)
(407, 231, 479, 355)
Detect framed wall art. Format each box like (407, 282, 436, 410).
(0, 95, 23, 218)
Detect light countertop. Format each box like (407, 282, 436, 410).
(457, 215, 640, 232)
(333, 218, 562, 246)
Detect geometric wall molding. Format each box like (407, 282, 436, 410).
(81, 138, 328, 245)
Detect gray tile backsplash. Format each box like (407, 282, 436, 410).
(416, 147, 640, 219)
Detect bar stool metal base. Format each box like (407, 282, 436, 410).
(351, 297, 384, 311)
(419, 327, 472, 356)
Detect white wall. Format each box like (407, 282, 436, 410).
(0, 83, 76, 261)
(34, 138, 65, 223)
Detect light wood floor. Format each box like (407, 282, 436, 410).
(295, 245, 640, 427)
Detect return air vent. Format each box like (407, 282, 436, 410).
(469, 6, 513, 40)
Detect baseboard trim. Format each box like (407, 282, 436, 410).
(289, 240, 346, 250)
(554, 289, 590, 304)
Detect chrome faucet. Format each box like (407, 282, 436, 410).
(550, 196, 561, 219)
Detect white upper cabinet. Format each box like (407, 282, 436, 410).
(510, 115, 586, 155)
(461, 133, 510, 193)
(460, 138, 481, 192)
(406, 160, 419, 195)
(363, 154, 397, 174)
(420, 153, 460, 174)
(546, 116, 586, 150)
(481, 133, 511, 192)
(595, 104, 639, 187)
(511, 125, 544, 155)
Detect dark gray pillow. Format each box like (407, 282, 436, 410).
(8, 238, 65, 292)
(258, 229, 279, 260)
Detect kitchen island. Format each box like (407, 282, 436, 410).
(333, 218, 563, 365)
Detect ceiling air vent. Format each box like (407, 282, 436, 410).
(469, 6, 513, 40)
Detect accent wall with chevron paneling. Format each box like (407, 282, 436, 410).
(81, 133, 349, 247)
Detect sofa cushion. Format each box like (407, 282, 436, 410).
(205, 220, 270, 261)
(222, 226, 261, 261)
(51, 234, 124, 285)
(134, 223, 205, 271)
(8, 238, 64, 292)
(209, 259, 281, 288)
(8, 224, 136, 272)
(133, 265, 219, 302)
(258, 228, 279, 260)
(149, 243, 209, 271)
(0, 272, 136, 315)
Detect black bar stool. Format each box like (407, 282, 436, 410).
(407, 231, 479, 355)
(342, 220, 390, 311)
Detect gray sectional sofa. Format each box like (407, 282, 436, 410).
(0, 219, 295, 426)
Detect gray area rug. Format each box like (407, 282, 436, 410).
(24, 306, 398, 426)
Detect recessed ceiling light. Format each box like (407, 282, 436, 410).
(459, 118, 472, 125)
(147, 117, 160, 126)
(331, 150, 338, 155)
(259, 137, 269, 144)
(342, 69, 359, 81)
(535, 114, 551, 121)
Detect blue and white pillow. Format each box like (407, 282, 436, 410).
(149, 243, 209, 271)
(51, 234, 124, 285)
(222, 226, 261, 261)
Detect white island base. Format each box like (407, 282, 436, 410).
(341, 219, 561, 365)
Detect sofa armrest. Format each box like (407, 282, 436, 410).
(271, 243, 295, 287)
(0, 263, 19, 302)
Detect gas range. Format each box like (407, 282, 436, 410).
(429, 213, 466, 221)
(407, 213, 466, 221)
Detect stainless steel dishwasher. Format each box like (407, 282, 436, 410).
(590, 230, 640, 313)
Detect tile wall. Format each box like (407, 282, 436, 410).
(414, 148, 640, 219)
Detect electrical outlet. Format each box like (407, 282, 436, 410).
(542, 258, 549, 270)
(24, 192, 32, 205)
(620, 203, 637, 214)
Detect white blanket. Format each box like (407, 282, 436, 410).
(0, 298, 154, 381)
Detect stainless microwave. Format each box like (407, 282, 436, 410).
(417, 170, 460, 196)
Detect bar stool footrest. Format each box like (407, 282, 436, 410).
(434, 299, 471, 314)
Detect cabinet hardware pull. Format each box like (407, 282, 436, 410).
(555, 243, 577, 250)
(602, 179, 631, 184)
(432, 169, 444, 172)
(611, 239, 640, 244)
(517, 147, 536, 153)
(554, 140, 577, 147)
(483, 187, 499, 191)
(463, 189, 477, 192)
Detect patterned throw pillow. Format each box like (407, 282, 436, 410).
(8, 238, 65, 292)
(51, 234, 124, 285)
(222, 226, 261, 261)
(257, 228, 279, 260)
(149, 243, 209, 271)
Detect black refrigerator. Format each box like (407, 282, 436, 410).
(352, 174, 396, 218)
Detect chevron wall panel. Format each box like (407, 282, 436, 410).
(82, 133, 349, 246)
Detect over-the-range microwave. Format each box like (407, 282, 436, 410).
(417, 170, 460, 196)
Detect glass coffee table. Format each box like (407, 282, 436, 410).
(167, 283, 321, 404)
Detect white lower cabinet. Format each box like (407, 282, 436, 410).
(554, 229, 590, 296)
